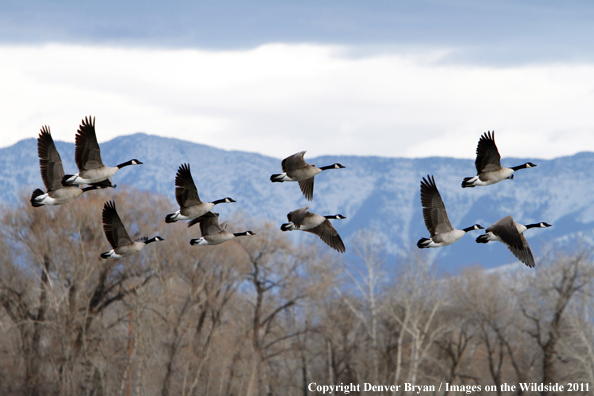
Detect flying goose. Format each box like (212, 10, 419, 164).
(281, 206, 346, 253)
(476, 216, 551, 268)
(63, 116, 142, 185)
(462, 131, 536, 188)
(417, 175, 483, 248)
(189, 212, 255, 246)
(31, 126, 115, 207)
(165, 163, 235, 226)
(100, 201, 164, 259)
(270, 151, 345, 201)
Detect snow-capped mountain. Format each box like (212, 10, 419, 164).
(2, 133, 589, 272)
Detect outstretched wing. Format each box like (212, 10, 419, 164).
(175, 163, 201, 208)
(420, 175, 452, 236)
(287, 206, 310, 226)
(199, 212, 223, 236)
(37, 126, 65, 192)
(488, 216, 535, 268)
(102, 201, 132, 249)
(504, 234, 535, 268)
(75, 116, 104, 170)
(281, 151, 308, 172)
(187, 211, 214, 228)
(305, 220, 346, 253)
(475, 131, 501, 174)
(298, 178, 315, 201)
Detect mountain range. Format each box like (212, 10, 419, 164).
(2, 133, 590, 272)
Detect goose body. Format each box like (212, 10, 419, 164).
(100, 201, 163, 259)
(165, 163, 235, 226)
(31, 126, 114, 207)
(281, 206, 346, 253)
(270, 151, 345, 201)
(63, 116, 142, 185)
(462, 131, 536, 188)
(417, 175, 483, 248)
(476, 216, 551, 268)
(190, 212, 255, 246)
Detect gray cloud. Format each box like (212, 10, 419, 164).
(2, 1, 594, 65)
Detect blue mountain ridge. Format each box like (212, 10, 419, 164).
(2, 133, 591, 273)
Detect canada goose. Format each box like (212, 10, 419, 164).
(100, 201, 164, 259)
(189, 212, 255, 246)
(417, 175, 483, 248)
(281, 206, 346, 253)
(462, 131, 536, 188)
(31, 126, 115, 207)
(476, 216, 551, 268)
(63, 116, 142, 185)
(270, 151, 345, 201)
(165, 163, 235, 226)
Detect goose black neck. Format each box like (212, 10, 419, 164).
(320, 164, 341, 171)
(511, 163, 533, 171)
(117, 159, 141, 168)
(511, 164, 524, 171)
(145, 236, 162, 244)
(525, 223, 543, 229)
(462, 225, 478, 232)
(324, 215, 344, 219)
(212, 197, 235, 205)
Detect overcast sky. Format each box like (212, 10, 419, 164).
(2, 0, 594, 159)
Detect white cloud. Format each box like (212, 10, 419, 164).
(1, 43, 594, 159)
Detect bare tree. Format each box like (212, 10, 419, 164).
(388, 251, 447, 392)
(335, 229, 387, 386)
(519, 249, 594, 395)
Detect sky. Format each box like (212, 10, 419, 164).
(2, 0, 594, 160)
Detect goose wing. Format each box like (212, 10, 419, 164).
(75, 116, 104, 171)
(37, 126, 65, 192)
(102, 201, 133, 249)
(187, 211, 214, 228)
(175, 163, 202, 208)
(298, 178, 315, 201)
(90, 179, 116, 188)
(488, 216, 535, 268)
(475, 131, 501, 173)
(420, 175, 453, 236)
(287, 206, 310, 227)
(199, 212, 223, 236)
(305, 220, 345, 253)
(282, 151, 308, 172)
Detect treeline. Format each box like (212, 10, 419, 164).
(0, 188, 593, 396)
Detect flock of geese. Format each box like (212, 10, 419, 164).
(30, 117, 348, 258)
(417, 131, 550, 268)
(30, 117, 550, 266)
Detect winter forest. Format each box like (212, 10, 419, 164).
(0, 187, 593, 396)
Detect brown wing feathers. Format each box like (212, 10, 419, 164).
(75, 116, 104, 170)
(102, 201, 132, 249)
(37, 126, 65, 192)
(420, 175, 452, 236)
(175, 163, 201, 208)
(475, 131, 501, 173)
